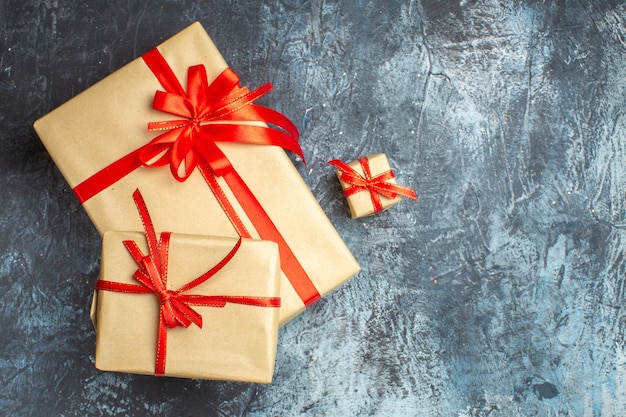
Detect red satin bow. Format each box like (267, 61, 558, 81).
(141, 51, 304, 180)
(95, 189, 280, 376)
(328, 157, 417, 214)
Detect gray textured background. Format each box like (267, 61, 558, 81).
(1, 0, 626, 416)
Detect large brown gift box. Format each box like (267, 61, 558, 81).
(92, 232, 281, 382)
(34, 22, 360, 324)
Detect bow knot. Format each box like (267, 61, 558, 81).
(352, 173, 392, 195)
(128, 234, 205, 331)
(158, 289, 173, 304)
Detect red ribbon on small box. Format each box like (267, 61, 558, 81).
(73, 47, 320, 307)
(95, 189, 281, 376)
(328, 157, 417, 214)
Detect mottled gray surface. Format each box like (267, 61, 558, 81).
(1, 0, 625, 416)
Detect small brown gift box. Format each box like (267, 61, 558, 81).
(92, 231, 281, 382)
(331, 153, 417, 219)
(33, 22, 360, 324)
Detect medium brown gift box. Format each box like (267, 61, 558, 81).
(92, 232, 281, 382)
(33, 22, 360, 324)
(333, 153, 405, 218)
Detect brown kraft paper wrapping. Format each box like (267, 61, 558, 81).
(93, 232, 280, 382)
(34, 22, 360, 324)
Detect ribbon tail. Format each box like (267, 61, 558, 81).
(215, 104, 303, 162)
(372, 182, 418, 200)
(132, 189, 161, 266)
(195, 124, 303, 170)
(394, 184, 418, 200)
(328, 159, 364, 178)
(169, 298, 203, 328)
(154, 314, 167, 377)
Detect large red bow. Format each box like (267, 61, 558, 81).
(95, 189, 280, 376)
(328, 157, 417, 214)
(141, 53, 304, 180)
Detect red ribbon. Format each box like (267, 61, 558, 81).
(74, 47, 321, 307)
(95, 189, 281, 376)
(328, 157, 417, 214)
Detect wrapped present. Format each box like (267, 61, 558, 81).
(329, 154, 417, 219)
(33, 22, 360, 324)
(92, 190, 281, 382)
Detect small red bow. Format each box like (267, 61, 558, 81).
(141, 49, 304, 180)
(328, 157, 417, 214)
(120, 232, 242, 331)
(95, 189, 280, 376)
